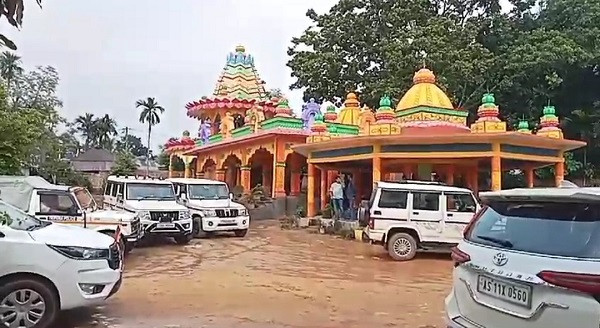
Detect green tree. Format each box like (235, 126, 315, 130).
(74, 113, 96, 150)
(0, 51, 23, 89)
(0, 0, 42, 50)
(115, 133, 148, 157)
(136, 97, 164, 175)
(111, 152, 138, 176)
(95, 114, 117, 150)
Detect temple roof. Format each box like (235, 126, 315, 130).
(396, 68, 454, 111)
(186, 46, 278, 118)
(212, 45, 268, 101)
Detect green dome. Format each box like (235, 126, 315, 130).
(277, 99, 290, 108)
(379, 95, 392, 108)
(517, 120, 529, 130)
(482, 93, 495, 105)
(314, 113, 324, 121)
(543, 105, 556, 116)
(326, 105, 336, 112)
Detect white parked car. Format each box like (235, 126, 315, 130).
(446, 187, 600, 328)
(364, 181, 481, 261)
(103, 176, 193, 244)
(169, 178, 250, 237)
(0, 199, 122, 328)
(0, 176, 142, 254)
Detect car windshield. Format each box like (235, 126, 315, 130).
(466, 201, 600, 258)
(0, 201, 49, 231)
(188, 184, 229, 200)
(126, 183, 175, 200)
(74, 188, 97, 210)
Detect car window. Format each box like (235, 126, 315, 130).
(467, 201, 600, 258)
(105, 181, 113, 196)
(116, 183, 124, 196)
(445, 193, 477, 213)
(378, 190, 408, 209)
(39, 193, 77, 215)
(412, 192, 440, 211)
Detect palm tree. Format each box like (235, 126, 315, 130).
(136, 97, 165, 175)
(95, 114, 118, 150)
(74, 113, 96, 150)
(0, 51, 23, 90)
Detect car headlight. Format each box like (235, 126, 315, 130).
(48, 245, 109, 260)
(239, 208, 248, 216)
(202, 209, 216, 217)
(137, 211, 151, 220)
(182, 210, 191, 219)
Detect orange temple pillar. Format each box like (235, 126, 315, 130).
(273, 162, 286, 198)
(491, 144, 501, 191)
(555, 161, 564, 187)
(373, 156, 382, 185)
(168, 155, 174, 178)
(320, 169, 328, 210)
(290, 157, 301, 196)
(307, 163, 316, 217)
(240, 166, 251, 193)
(525, 167, 534, 188)
(445, 165, 455, 186)
(215, 169, 226, 182)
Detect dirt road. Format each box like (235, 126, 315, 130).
(54, 222, 453, 328)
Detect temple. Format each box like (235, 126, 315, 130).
(165, 46, 586, 217)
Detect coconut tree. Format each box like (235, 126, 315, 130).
(0, 51, 23, 90)
(95, 114, 118, 150)
(136, 97, 164, 175)
(74, 113, 96, 150)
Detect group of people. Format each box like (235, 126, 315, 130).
(328, 173, 357, 220)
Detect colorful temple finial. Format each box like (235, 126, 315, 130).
(536, 103, 563, 139)
(274, 98, 293, 118)
(517, 116, 531, 134)
(375, 95, 395, 122)
(336, 92, 361, 125)
(310, 112, 327, 133)
(470, 93, 507, 133)
(324, 104, 338, 122)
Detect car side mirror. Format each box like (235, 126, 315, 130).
(229, 193, 233, 200)
(180, 192, 188, 201)
(116, 193, 123, 203)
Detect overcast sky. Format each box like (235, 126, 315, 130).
(5, 0, 338, 150)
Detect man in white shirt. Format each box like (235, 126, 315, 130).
(329, 176, 344, 219)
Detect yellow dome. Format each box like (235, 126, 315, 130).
(396, 68, 454, 111)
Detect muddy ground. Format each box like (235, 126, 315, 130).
(53, 221, 453, 328)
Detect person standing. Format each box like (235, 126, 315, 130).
(345, 175, 357, 220)
(329, 176, 344, 219)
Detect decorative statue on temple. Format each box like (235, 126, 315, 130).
(198, 118, 212, 144)
(244, 105, 265, 132)
(301, 98, 322, 130)
(220, 112, 236, 138)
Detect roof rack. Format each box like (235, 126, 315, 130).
(381, 180, 448, 186)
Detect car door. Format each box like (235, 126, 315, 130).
(372, 189, 409, 231)
(442, 192, 478, 243)
(104, 181, 115, 207)
(36, 191, 81, 224)
(409, 191, 443, 242)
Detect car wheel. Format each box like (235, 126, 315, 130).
(174, 234, 193, 245)
(234, 229, 248, 237)
(387, 232, 417, 261)
(0, 278, 59, 328)
(192, 216, 201, 236)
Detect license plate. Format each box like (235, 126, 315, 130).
(157, 223, 175, 228)
(221, 219, 235, 224)
(477, 275, 532, 308)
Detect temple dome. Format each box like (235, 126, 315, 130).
(396, 68, 454, 111)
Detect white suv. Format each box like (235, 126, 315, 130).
(169, 178, 250, 238)
(0, 200, 122, 328)
(365, 181, 480, 261)
(446, 187, 600, 328)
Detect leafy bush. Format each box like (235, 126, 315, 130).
(239, 184, 270, 208)
(321, 204, 333, 219)
(0, 212, 12, 226)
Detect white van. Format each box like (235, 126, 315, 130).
(103, 176, 193, 244)
(168, 178, 250, 237)
(365, 180, 481, 261)
(0, 176, 142, 254)
(0, 199, 122, 328)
